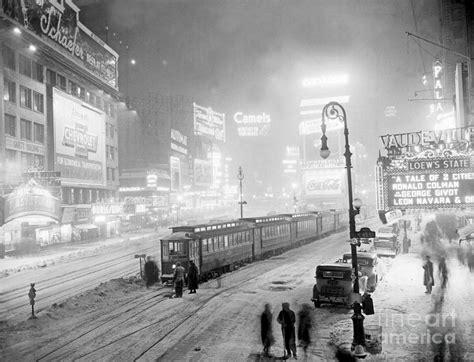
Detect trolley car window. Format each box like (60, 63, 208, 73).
(162, 242, 169, 257)
(224, 235, 229, 248)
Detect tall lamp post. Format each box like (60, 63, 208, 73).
(320, 102, 368, 357)
(237, 166, 247, 219)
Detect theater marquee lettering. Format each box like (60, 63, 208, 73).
(386, 160, 474, 208)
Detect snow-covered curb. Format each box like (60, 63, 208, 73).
(0, 232, 157, 278)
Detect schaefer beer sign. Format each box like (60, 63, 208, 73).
(1, 0, 118, 89)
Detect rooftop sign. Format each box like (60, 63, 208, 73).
(1, 0, 118, 89)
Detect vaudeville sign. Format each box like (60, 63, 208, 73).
(377, 127, 474, 210)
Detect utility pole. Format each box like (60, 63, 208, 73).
(237, 166, 246, 219)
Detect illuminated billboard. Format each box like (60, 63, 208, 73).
(53, 88, 106, 187)
(302, 169, 345, 197)
(193, 103, 225, 142)
(233, 112, 271, 137)
(376, 127, 474, 210)
(384, 156, 474, 208)
(1, 0, 119, 89)
(3, 180, 61, 223)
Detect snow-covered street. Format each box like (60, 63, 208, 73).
(3, 217, 474, 361)
(3, 226, 364, 361)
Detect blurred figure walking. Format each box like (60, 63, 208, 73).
(297, 303, 312, 358)
(187, 260, 199, 294)
(277, 302, 297, 359)
(173, 262, 186, 298)
(467, 242, 474, 272)
(438, 257, 448, 289)
(144, 256, 160, 288)
(260, 303, 275, 357)
(423, 255, 434, 294)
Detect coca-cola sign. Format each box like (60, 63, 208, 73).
(303, 170, 344, 196)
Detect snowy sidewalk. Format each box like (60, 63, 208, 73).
(0, 229, 159, 277)
(330, 232, 474, 361)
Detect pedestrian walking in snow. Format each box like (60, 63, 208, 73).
(187, 260, 199, 294)
(144, 256, 160, 288)
(297, 303, 312, 358)
(438, 257, 448, 289)
(277, 302, 297, 359)
(467, 242, 474, 272)
(173, 262, 186, 298)
(260, 303, 275, 357)
(423, 255, 434, 294)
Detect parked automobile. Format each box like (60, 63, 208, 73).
(311, 263, 353, 308)
(340, 252, 383, 292)
(374, 226, 400, 257)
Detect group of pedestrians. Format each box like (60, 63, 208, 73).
(260, 302, 312, 359)
(143, 257, 200, 298)
(422, 255, 449, 294)
(172, 261, 199, 297)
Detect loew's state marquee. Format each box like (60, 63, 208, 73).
(376, 126, 474, 211)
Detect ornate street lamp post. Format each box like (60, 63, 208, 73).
(321, 102, 367, 356)
(237, 166, 247, 219)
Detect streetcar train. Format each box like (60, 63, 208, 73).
(160, 210, 347, 283)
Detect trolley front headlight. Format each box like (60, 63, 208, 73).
(172, 264, 176, 269)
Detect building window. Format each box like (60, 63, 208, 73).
(89, 93, 96, 107)
(6, 149, 16, 162)
(34, 123, 44, 143)
(69, 81, 79, 96)
(20, 86, 32, 109)
(20, 119, 32, 141)
(58, 74, 67, 91)
(46, 69, 56, 86)
(33, 91, 44, 113)
(32, 61, 43, 83)
(19, 54, 32, 77)
(78, 86, 86, 99)
(110, 104, 116, 118)
(3, 46, 15, 70)
(107, 145, 115, 160)
(96, 97, 103, 110)
(5, 114, 16, 136)
(4, 79, 16, 103)
(20, 153, 44, 171)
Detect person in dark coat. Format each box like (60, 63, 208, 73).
(277, 302, 297, 359)
(173, 262, 186, 298)
(187, 260, 199, 294)
(144, 256, 160, 288)
(423, 255, 434, 294)
(260, 303, 275, 357)
(297, 303, 312, 357)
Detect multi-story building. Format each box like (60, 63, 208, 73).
(0, 0, 121, 203)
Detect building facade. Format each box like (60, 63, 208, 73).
(0, 0, 121, 203)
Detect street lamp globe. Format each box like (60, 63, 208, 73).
(353, 198, 363, 209)
(320, 148, 331, 159)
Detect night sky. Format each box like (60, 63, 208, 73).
(81, 0, 442, 191)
